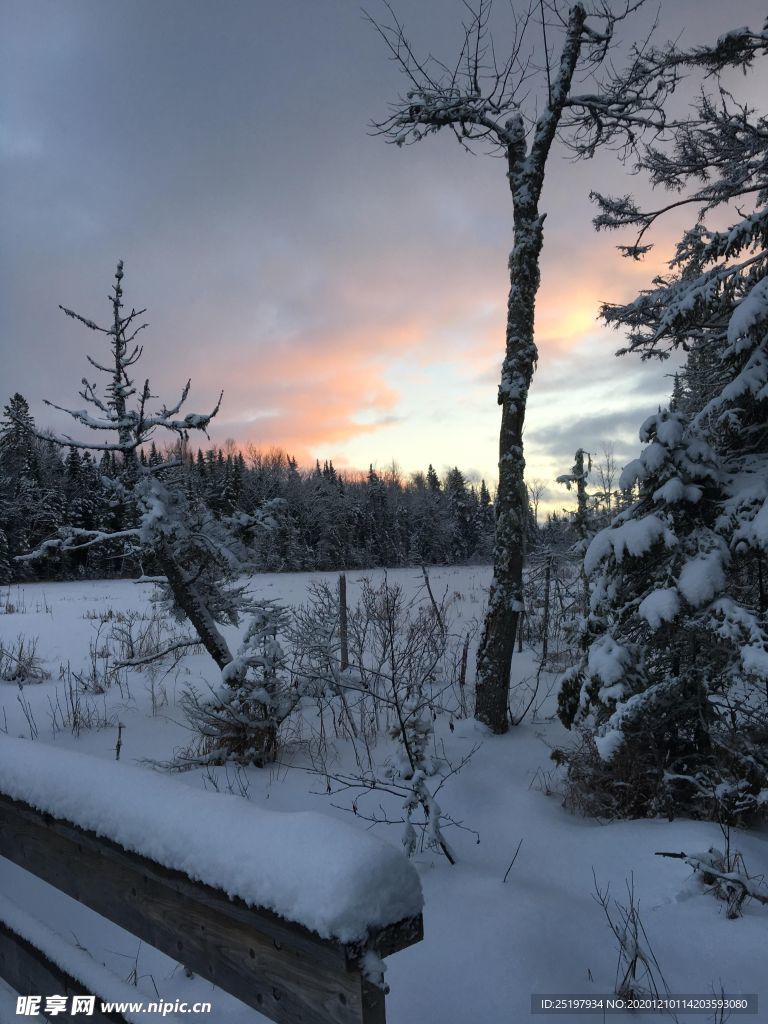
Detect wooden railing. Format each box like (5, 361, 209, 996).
(0, 792, 423, 1024)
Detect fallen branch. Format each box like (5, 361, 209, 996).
(655, 851, 768, 906)
(115, 638, 202, 669)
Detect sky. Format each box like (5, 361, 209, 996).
(1, 0, 766, 512)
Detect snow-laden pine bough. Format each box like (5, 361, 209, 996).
(0, 737, 423, 1024)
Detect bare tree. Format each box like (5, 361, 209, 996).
(369, 0, 677, 731)
(526, 478, 547, 526)
(593, 442, 617, 516)
(22, 263, 265, 673)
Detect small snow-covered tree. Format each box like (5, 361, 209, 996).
(179, 600, 297, 767)
(559, 28, 768, 820)
(0, 394, 38, 484)
(0, 394, 49, 577)
(557, 448, 593, 608)
(557, 450, 591, 539)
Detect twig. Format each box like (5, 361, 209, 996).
(503, 838, 524, 882)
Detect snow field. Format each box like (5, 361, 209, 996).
(0, 569, 766, 1024)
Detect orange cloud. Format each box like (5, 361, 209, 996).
(457, 223, 678, 380)
(211, 323, 413, 458)
(200, 217, 680, 467)
(536, 222, 679, 350)
(205, 255, 505, 456)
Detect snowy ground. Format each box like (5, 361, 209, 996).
(0, 569, 765, 1024)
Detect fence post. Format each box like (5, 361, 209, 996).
(541, 556, 552, 665)
(339, 573, 349, 672)
(458, 635, 469, 718)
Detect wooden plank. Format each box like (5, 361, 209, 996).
(0, 794, 422, 1024)
(363, 916, 423, 960)
(0, 920, 129, 1024)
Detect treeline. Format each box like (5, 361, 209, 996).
(0, 393, 501, 581)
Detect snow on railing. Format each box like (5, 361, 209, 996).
(0, 737, 422, 944)
(0, 737, 424, 1024)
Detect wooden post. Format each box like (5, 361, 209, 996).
(458, 635, 469, 718)
(339, 574, 349, 672)
(541, 556, 552, 665)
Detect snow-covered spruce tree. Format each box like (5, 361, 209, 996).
(369, 1, 703, 732)
(0, 394, 38, 485)
(557, 449, 591, 545)
(0, 394, 61, 579)
(557, 409, 732, 817)
(557, 448, 594, 616)
(559, 29, 768, 821)
(178, 601, 296, 768)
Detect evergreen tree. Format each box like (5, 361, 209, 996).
(0, 394, 38, 486)
(180, 600, 296, 767)
(445, 467, 477, 562)
(0, 395, 54, 578)
(475, 480, 495, 560)
(562, 55, 768, 821)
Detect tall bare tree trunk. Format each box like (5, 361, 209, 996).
(474, 6, 587, 732)
(474, 204, 543, 730)
(370, 1, 665, 732)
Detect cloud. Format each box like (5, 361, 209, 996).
(532, 341, 680, 398)
(529, 405, 657, 459)
(167, 237, 508, 459)
(2, 0, 750, 490)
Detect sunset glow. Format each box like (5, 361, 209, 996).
(1, 0, 761, 514)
